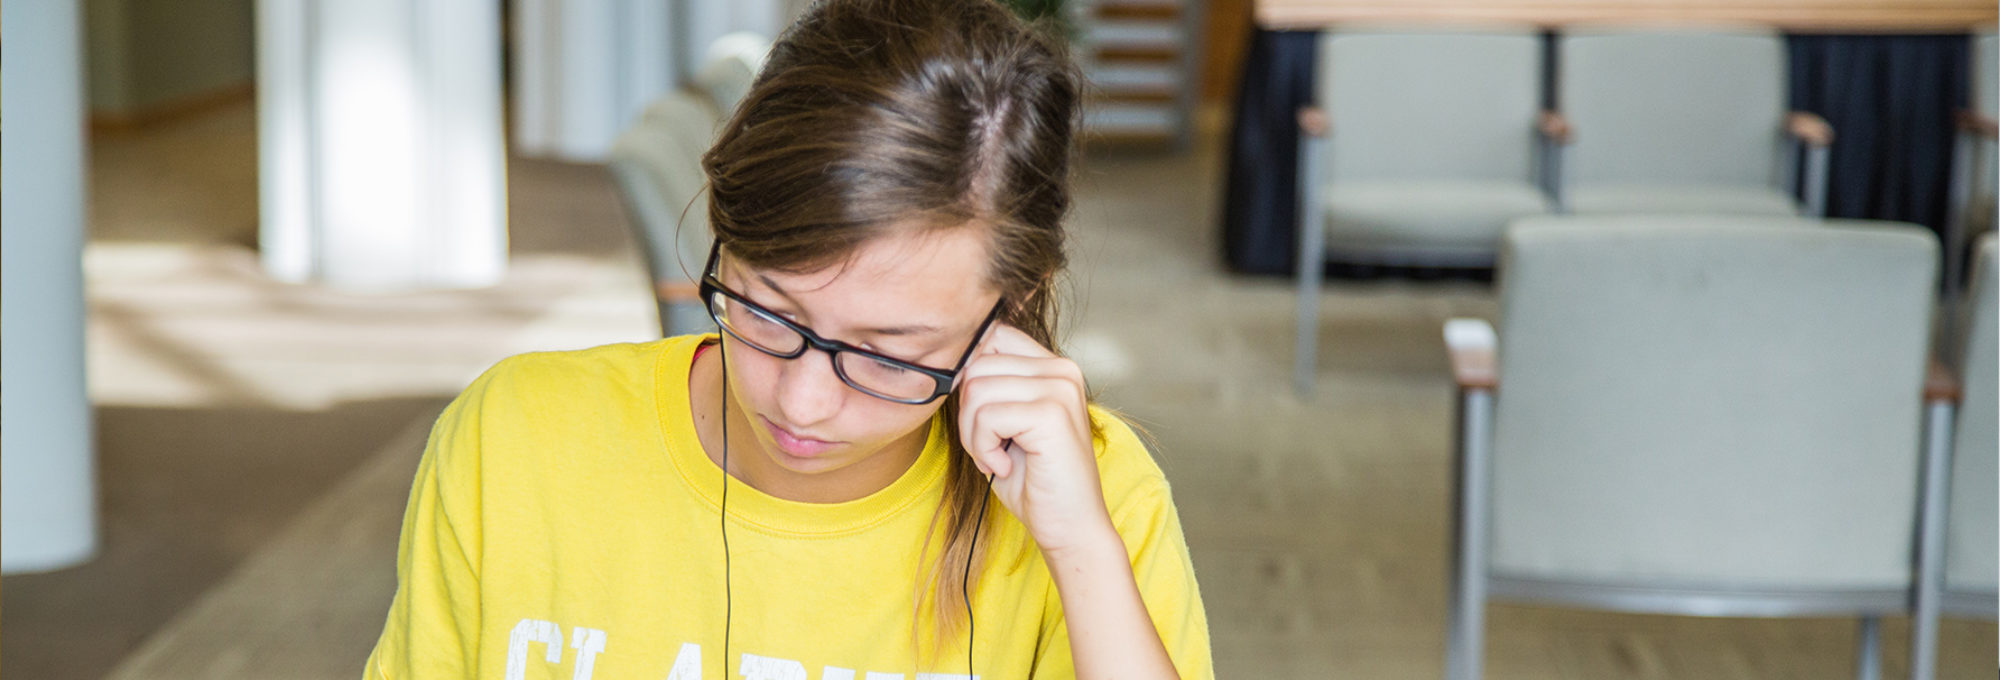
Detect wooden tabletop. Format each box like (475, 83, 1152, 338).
(1257, 0, 1998, 33)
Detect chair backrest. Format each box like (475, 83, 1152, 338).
(1492, 216, 1938, 589)
(1559, 29, 1788, 187)
(608, 89, 721, 320)
(1316, 28, 1542, 183)
(695, 32, 771, 119)
(1947, 233, 1997, 598)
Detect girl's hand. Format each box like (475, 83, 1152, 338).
(958, 324, 1183, 680)
(955, 324, 1114, 556)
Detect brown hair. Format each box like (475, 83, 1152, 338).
(700, 0, 1085, 659)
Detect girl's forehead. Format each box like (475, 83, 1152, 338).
(727, 228, 999, 327)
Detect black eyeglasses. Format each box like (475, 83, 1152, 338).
(698, 243, 1004, 404)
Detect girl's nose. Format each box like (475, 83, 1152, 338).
(772, 347, 846, 428)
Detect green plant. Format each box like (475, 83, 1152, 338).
(997, 0, 1074, 39)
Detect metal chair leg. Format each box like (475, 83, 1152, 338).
(1854, 616, 1881, 680)
(1908, 400, 1956, 680)
(1446, 388, 1495, 680)
(1293, 223, 1324, 397)
(1540, 136, 1568, 215)
(1293, 132, 1330, 397)
(1943, 134, 1974, 302)
(1803, 144, 1832, 218)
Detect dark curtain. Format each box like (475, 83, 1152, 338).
(1220, 30, 1317, 275)
(1219, 29, 1974, 277)
(1788, 34, 1970, 237)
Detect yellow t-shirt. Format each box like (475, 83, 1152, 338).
(365, 334, 1212, 679)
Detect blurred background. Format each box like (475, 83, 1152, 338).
(3, 0, 1997, 678)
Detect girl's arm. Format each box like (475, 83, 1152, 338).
(956, 325, 1181, 680)
(1041, 518, 1182, 679)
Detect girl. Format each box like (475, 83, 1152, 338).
(364, 0, 1211, 678)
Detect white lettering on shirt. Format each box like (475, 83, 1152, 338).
(739, 653, 810, 680)
(506, 619, 564, 680)
(504, 618, 977, 680)
(570, 626, 608, 680)
(663, 642, 702, 680)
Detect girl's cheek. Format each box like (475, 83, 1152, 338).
(723, 346, 777, 408)
(875, 401, 942, 445)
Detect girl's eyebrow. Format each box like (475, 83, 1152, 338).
(753, 272, 945, 338)
(863, 323, 944, 337)
(753, 272, 801, 305)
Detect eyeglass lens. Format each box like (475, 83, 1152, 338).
(706, 291, 941, 402)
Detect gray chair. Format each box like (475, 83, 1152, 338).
(607, 35, 771, 338)
(1547, 29, 1833, 217)
(1941, 233, 1997, 620)
(1905, 233, 1997, 679)
(1443, 216, 1946, 680)
(608, 87, 724, 337)
(1945, 31, 1997, 300)
(1293, 28, 1554, 395)
(695, 32, 770, 118)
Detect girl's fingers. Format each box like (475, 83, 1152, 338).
(957, 374, 1079, 423)
(963, 400, 1067, 478)
(962, 402, 1017, 477)
(954, 322, 1081, 394)
(957, 353, 1085, 387)
(952, 324, 1090, 484)
(978, 323, 1058, 359)
(957, 375, 1086, 450)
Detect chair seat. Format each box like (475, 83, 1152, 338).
(1569, 183, 1801, 216)
(1322, 180, 1552, 257)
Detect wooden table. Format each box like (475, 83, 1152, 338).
(1257, 0, 1996, 33)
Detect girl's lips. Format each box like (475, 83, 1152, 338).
(760, 416, 838, 458)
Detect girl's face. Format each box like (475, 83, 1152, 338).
(715, 226, 1002, 502)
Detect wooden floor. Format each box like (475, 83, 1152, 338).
(2, 101, 1992, 679)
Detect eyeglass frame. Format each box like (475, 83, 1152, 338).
(697, 242, 1005, 405)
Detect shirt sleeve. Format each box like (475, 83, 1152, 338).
(364, 373, 491, 679)
(1120, 483, 1214, 679)
(1031, 419, 1215, 680)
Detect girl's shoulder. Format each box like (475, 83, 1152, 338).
(464, 335, 703, 406)
(433, 336, 703, 449)
(484, 335, 696, 382)
(1084, 405, 1174, 513)
(423, 337, 704, 498)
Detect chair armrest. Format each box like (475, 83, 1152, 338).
(656, 279, 701, 303)
(1298, 106, 1330, 137)
(1959, 109, 1998, 140)
(1786, 111, 1835, 148)
(1537, 110, 1572, 145)
(1924, 358, 1962, 404)
(1443, 318, 1498, 390)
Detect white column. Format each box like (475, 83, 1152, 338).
(510, 0, 795, 162)
(258, 0, 507, 291)
(511, 0, 678, 161)
(2, 0, 100, 573)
